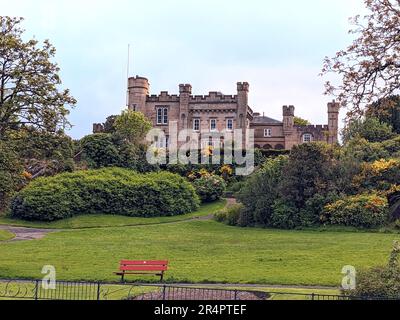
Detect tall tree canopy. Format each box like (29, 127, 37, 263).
(322, 0, 400, 118)
(0, 16, 76, 137)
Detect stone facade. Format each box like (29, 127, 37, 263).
(93, 76, 339, 150)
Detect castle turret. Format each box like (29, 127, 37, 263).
(128, 76, 149, 113)
(283, 105, 296, 149)
(179, 84, 192, 130)
(327, 100, 340, 144)
(237, 82, 249, 129)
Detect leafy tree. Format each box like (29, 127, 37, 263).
(366, 95, 400, 134)
(10, 127, 75, 177)
(342, 117, 394, 144)
(79, 133, 121, 168)
(278, 143, 337, 212)
(0, 141, 24, 209)
(0, 17, 76, 136)
(103, 115, 117, 133)
(237, 155, 289, 226)
(113, 110, 152, 145)
(322, 0, 400, 117)
(294, 116, 311, 126)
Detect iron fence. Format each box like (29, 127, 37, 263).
(0, 279, 393, 301)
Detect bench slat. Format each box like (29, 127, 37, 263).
(120, 260, 168, 266)
(120, 265, 168, 272)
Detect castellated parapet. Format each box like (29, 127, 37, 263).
(93, 76, 340, 150)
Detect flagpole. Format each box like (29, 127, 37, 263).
(126, 44, 130, 107)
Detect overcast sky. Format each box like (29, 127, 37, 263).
(2, 0, 366, 139)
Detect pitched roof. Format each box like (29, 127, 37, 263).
(252, 116, 282, 124)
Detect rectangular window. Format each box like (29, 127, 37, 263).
(156, 107, 168, 125)
(210, 119, 217, 131)
(131, 104, 137, 111)
(303, 134, 312, 143)
(264, 129, 272, 137)
(193, 119, 200, 131)
(163, 108, 168, 124)
(227, 119, 233, 131)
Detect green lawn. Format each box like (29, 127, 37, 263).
(0, 200, 226, 229)
(0, 219, 398, 286)
(0, 230, 14, 241)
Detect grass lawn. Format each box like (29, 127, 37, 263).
(0, 230, 14, 242)
(0, 200, 226, 229)
(0, 219, 398, 286)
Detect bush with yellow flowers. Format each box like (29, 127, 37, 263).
(321, 193, 389, 228)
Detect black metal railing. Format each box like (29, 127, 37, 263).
(0, 279, 394, 301)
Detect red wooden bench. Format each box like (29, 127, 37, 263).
(114, 260, 168, 282)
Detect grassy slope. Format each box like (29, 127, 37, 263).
(0, 220, 398, 286)
(0, 200, 226, 229)
(0, 230, 14, 242)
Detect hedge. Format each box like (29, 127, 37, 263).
(10, 168, 200, 221)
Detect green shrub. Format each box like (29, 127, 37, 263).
(270, 200, 300, 230)
(192, 174, 226, 203)
(214, 204, 244, 226)
(345, 241, 400, 299)
(321, 194, 389, 228)
(10, 168, 200, 221)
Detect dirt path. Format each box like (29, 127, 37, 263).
(0, 225, 58, 242)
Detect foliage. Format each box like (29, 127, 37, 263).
(103, 115, 117, 133)
(322, 0, 400, 116)
(0, 141, 24, 209)
(366, 95, 400, 134)
(321, 193, 389, 228)
(10, 127, 75, 177)
(0, 17, 76, 136)
(294, 116, 311, 126)
(192, 173, 226, 203)
(270, 199, 300, 230)
(342, 117, 394, 144)
(236, 155, 289, 226)
(10, 168, 200, 221)
(278, 143, 338, 212)
(353, 158, 400, 192)
(214, 204, 244, 226)
(346, 241, 400, 299)
(79, 134, 121, 168)
(113, 109, 152, 145)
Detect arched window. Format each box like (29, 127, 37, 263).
(303, 133, 313, 143)
(275, 144, 285, 150)
(263, 144, 272, 150)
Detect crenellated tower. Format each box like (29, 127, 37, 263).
(327, 100, 340, 144)
(179, 84, 192, 131)
(127, 76, 149, 113)
(237, 82, 249, 129)
(282, 105, 296, 149)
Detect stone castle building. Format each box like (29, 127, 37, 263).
(93, 76, 339, 150)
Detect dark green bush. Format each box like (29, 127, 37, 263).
(10, 168, 200, 221)
(192, 174, 226, 203)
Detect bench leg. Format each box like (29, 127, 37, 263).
(121, 273, 125, 283)
(160, 272, 164, 282)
